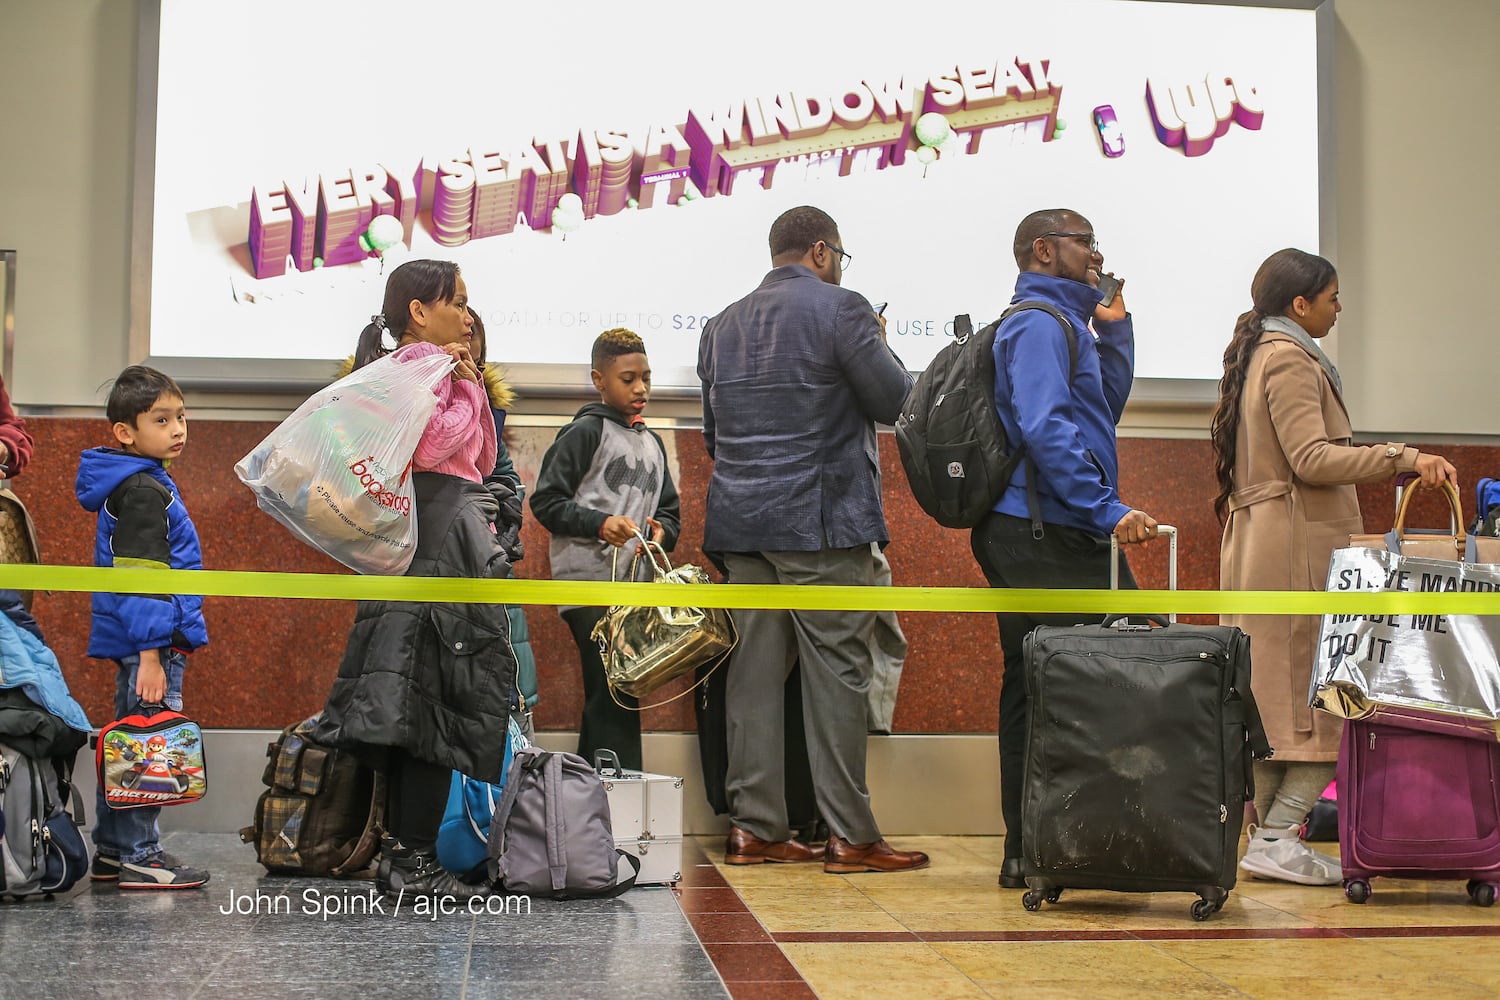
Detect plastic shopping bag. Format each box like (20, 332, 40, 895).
(234, 347, 454, 575)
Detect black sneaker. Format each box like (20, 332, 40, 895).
(118, 852, 210, 890)
(91, 853, 123, 882)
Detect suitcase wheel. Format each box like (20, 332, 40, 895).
(1021, 887, 1063, 911)
(1189, 891, 1226, 922)
(1344, 879, 1371, 904)
(1466, 880, 1497, 907)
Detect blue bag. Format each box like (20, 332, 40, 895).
(1474, 478, 1500, 537)
(436, 718, 530, 881)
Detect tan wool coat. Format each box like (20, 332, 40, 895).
(1219, 331, 1417, 762)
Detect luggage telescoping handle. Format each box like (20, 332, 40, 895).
(1109, 523, 1177, 625)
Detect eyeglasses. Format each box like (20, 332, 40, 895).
(1041, 231, 1100, 254)
(819, 240, 852, 271)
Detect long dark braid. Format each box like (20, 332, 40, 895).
(1210, 248, 1338, 523)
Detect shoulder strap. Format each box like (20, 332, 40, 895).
(543, 751, 568, 894)
(486, 746, 543, 883)
(997, 300, 1078, 379)
(1231, 637, 1273, 762)
(996, 301, 1080, 539)
(328, 770, 385, 878)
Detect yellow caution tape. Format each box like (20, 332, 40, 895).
(2, 564, 1498, 615)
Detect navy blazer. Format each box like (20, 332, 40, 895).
(698, 264, 913, 553)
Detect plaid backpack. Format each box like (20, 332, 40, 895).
(239, 713, 383, 878)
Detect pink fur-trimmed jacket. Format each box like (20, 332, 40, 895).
(396, 342, 497, 483)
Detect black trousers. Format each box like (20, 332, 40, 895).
(563, 606, 642, 771)
(969, 512, 1137, 859)
(383, 749, 452, 853)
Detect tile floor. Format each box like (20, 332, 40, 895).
(6, 831, 1499, 999)
(0, 832, 727, 999)
(687, 833, 1500, 1000)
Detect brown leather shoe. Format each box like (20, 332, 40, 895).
(724, 826, 822, 865)
(824, 835, 931, 874)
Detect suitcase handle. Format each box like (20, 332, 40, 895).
(593, 748, 624, 778)
(1109, 524, 1177, 623)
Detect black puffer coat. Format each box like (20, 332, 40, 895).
(316, 472, 520, 783)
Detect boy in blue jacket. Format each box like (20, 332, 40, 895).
(75, 365, 210, 890)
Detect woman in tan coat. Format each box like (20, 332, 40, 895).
(1211, 248, 1456, 885)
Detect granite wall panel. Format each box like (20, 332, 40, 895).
(11, 416, 1491, 735)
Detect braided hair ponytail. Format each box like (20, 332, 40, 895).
(1210, 248, 1338, 523)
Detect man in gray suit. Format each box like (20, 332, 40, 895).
(698, 205, 928, 874)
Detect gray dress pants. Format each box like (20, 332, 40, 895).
(722, 546, 882, 846)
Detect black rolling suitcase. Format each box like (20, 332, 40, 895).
(1018, 526, 1272, 920)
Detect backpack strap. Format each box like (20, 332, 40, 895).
(328, 770, 384, 878)
(541, 753, 641, 898)
(543, 751, 568, 894)
(994, 301, 1079, 539)
(486, 746, 542, 885)
(603, 852, 641, 897)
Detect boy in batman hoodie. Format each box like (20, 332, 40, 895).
(74, 365, 209, 890)
(531, 328, 680, 770)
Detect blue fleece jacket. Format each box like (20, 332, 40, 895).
(75, 448, 208, 659)
(991, 271, 1135, 536)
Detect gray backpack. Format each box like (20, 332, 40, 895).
(1, 743, 89, 900)
(485, 747, 638, 898)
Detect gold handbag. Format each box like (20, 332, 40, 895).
(590, 536, 737, 703)
(0, 486, 41, 610)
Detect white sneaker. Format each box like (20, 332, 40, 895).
(1239, 824, 1341, 886)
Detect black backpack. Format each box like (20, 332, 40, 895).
(896, 301, 1076, 529)
(239, 713, 384, 878)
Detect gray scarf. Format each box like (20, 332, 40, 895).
(1261, 314, 1342, 397)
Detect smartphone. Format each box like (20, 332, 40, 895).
(872, 301, 888, 316)
(1095, 274, 1121, 309)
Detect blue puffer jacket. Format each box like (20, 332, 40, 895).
(74, 448, 208, 659)
(0, 609, 92, 737)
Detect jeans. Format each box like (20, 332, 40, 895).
(93, 649, 186, 863)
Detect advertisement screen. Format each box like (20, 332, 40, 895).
(140, 0, 1324, 393)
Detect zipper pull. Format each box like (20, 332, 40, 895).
(1369, 731, 1376, 751)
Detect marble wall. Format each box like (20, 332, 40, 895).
(12, 416, 1486, 734)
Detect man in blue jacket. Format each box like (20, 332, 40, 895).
(973, 208, 1158, 888)
(699, 205, 928, 874)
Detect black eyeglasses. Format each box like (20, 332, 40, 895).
(819, 240, 852, 271)
(1041, 231, 1100, 254)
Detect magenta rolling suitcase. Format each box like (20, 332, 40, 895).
(1338, 708, 1500, 905)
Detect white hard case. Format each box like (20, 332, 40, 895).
(599, 768, 684, 886)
